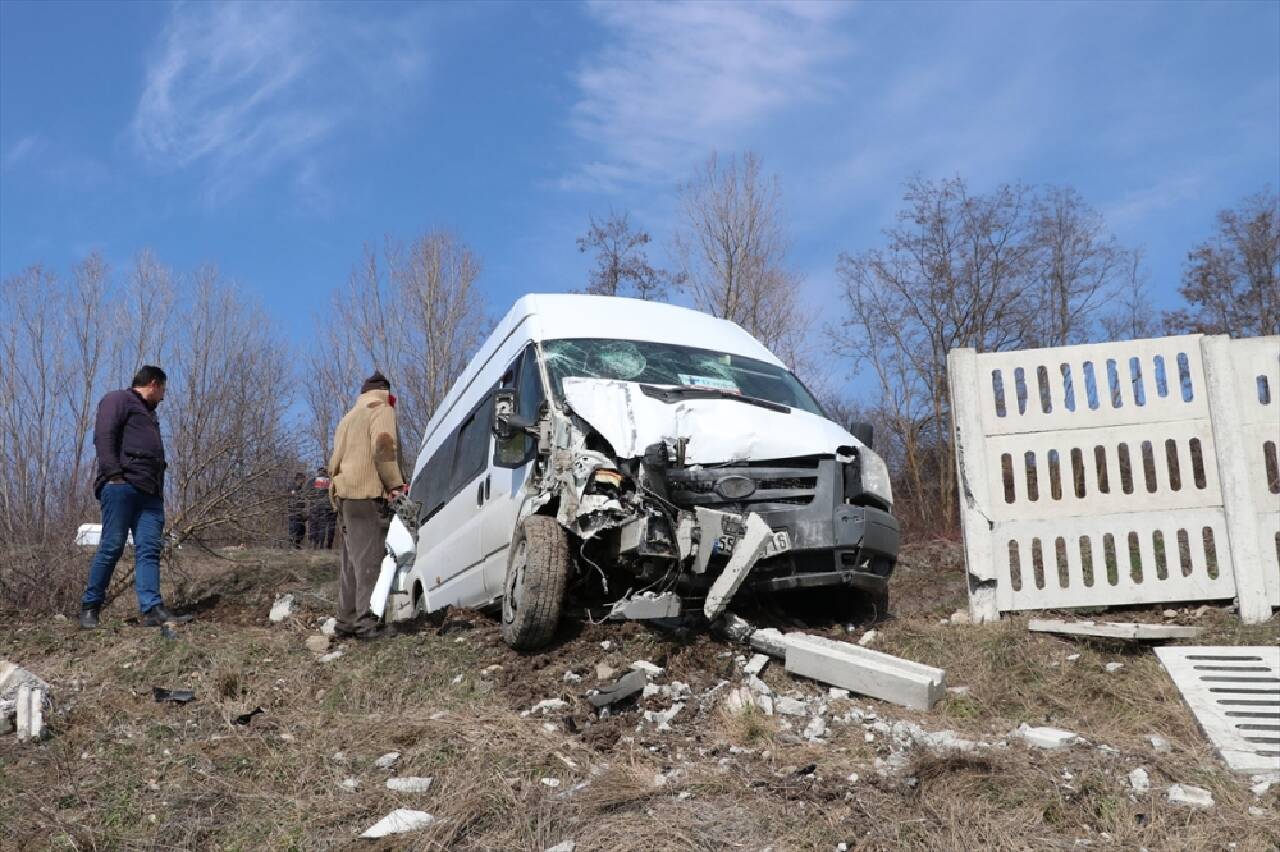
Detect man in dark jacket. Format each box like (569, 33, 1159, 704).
(79, 365, 181, 629)
(287, 472, 309, 548)
(308, 466, 337, 548)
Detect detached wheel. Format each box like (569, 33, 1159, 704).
(501, 515, 570, 650)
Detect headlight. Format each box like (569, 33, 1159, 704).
(859, 449, 893, 507)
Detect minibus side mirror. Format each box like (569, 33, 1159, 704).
(848, 421, 874, 449)
(493, 390, 536, 439)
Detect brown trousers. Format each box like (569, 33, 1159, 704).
(336, 497, 390, 634)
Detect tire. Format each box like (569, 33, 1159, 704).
(501, 515, 570, 650)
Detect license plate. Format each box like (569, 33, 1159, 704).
(767, 530, 791, 555)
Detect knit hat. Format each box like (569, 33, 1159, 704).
(360, 371, 391, 393)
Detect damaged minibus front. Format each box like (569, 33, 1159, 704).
(377, 294, 899, 650)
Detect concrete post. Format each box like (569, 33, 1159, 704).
(948, 348, 1001, 623)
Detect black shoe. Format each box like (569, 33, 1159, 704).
(333, 624, 359, 639)
(141, 604, 193, 627)
(78, 606, 100, 630)
(354, 625, 391, 641)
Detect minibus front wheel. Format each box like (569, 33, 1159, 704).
(501, 515, 571, 650)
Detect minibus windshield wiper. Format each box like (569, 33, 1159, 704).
(638, 384, 790, 413)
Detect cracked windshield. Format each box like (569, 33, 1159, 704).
(542, 338, 824, 416)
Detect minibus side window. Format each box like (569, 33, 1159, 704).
(451, 393, 496, 494)
(410, 432, 456, 523)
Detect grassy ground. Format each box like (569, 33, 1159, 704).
(1, 542, 1276, 851)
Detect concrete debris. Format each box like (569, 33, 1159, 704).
(1016, 724, 1080, 749)
(1104, 662, 1124, 674)
(305, 635, 331, 653)
(949, 610, 970, 625)
(1128, 768, 1150, 794)
(451, 674, 464, 684)
(703, 512, 776, 620)
(319, 650, 344, 663)
(1167, 783, 1214, 808)
(803, 716, 828, 741)
(386, 776, 434, 793)
(540, 777, 561, 787)
(724, 686, 774, 716)
(643, 702, 684, 730)
(374, 751, 401, 769)
(1250, 773, 1280, 796)
(332, 750, 348, 764)
(1065, 654, 1081, 662)
(319, 617, 337, 636)
(599, 640, 613, 651)
(359, 809, 435, 838)
(530, 699, 570, 714)
(0, 700, 14, 736)
(630, 660, 664, 677)
(857, 630, 878, 647)
(545, 842, 576, 852)
(595, 663, 617, 681)
(586, 669, 647, 709)
(1028, 619, 1202, 641)
(1162, 609, 1178, 619)
(776, 696, 808, 716)
(743, 654, 770, 677)
(562, 671, 582, 683)
(481, 664, 502, 677)
(745, 674, 772, 696)
(1250, 806, 1267, 817)
(609, 590, 681, 620)
(783, 633, 946, 711)
(13, 685, 45, 741)
(1149, 734, 1171, 753)
(828, 688, 851, 700)
(339, 778, 360, 791)
(946, 686, 970, 696)
(268, 594, 297, 623)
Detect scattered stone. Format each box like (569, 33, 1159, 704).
(338, 778, 360, 791)
(540, 777, 561, 788)
(359, 809, 434, 838)
(643, 702, 684, 730)
(545, 842, 576, 852)
(268, 594, 296, 623)
(803, 716, 828, 741)
(1128, 768, 1150, 793)
(451, 674, 464, 685)
(1250, 773, 1280, 796)
(630, 660, 664, 677)
(386, 776, 433, 793)
(0, 661, 50, 702)
(319, 650, 344, 663)
(745, 675, 772, 696)
(599, 640, 613, 651)
(305, 635, 330, 653)
(1167, 783, 1214, 808)
(946, 686, 970, 696)
(1193, 605, 1212, 619)
(595, 663, 617, 680)
(1066, 654, 1081, 662)
(1149, 734, 1171, 753)
(481, 664, 502, 677)
(858, 630, 878, 647)
(949, 610, 970, 625)
(1016, 724, 1079, 749)
(776, 696, 808, 716)
(562, 671, 582, 683)
(1104, 662, 1124, 674)
(828, 688, 851, 700)
(1163, 609, 1178, 619)
(374, 751, 401, 769)
(744, 654, 769, 677)
(846, 772, 859, 783)
(1249, 806, 1267, 817)
(331, 750, 348, 764)
(319, 617, 337, 636)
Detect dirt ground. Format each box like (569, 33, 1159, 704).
(1, 541, 1277, 851)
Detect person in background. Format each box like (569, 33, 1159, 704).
(79, 365, 184, 630)
(328, 371, 405, 639)
(287, 472, 308, 548)
(308, 466, 337, 549)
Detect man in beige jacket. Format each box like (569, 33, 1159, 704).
(328, 371, 405, 639)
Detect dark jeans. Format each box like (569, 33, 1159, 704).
(82, 482, 165, 613)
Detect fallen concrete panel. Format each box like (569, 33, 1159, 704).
(783, 633, 946, 711)
(1028, 619, 1203, 640)
(1155, 645, 1280, 774)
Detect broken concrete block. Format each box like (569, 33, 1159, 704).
(775, 696, 807, 716)
(1251, 773, 1280, 796)
(339, 777, 360, 791)
(531, 699, 569, 714)
(949, 610, 970, 625)
(386, 776, 433, 793)
(0, 699, 14, 735)
(1028, 619, 1202, 641)
(1016, 724, 1079, 749)
(803, 716, 828, 740)
(319, 650, 344, 663)
(305, 635, 330, 653)
(745, 675, 772, 696)
(782, 633, 946, 712)
(360, 809, 434, 838)
(544, 842, 576, 852)
(744, 654, 769, 677)
(374, 751, 401, 769)
(858, 630, 878, 647)
(1167, 783, 1214, 808)
(609, 590, 681, 620)
(319, 617, 337, 636)
(1128, 768, 1150, 794)
(1149, 734, 1171, 753)
(630, 660, 664, 677)
(643, 702, 684, 730)
(15, 686, 30, 741)
(0, 661, 50, 702)
(595, 663, 616, 680)
(1104, 662, 1124, 674)
(268, 594, 296, 623)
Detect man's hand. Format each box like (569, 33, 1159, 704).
(109, 476, 126, 484)
(385, 485, 407, 501)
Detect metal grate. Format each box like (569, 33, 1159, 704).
(1155, 645, 1280, 774)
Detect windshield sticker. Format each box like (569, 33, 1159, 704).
(678, 374, 740, 393)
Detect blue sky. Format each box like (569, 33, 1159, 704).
(2, 0, 1277, 388)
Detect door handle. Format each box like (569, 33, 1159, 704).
(484, 475, 491, 501)
(476, 481, 484, 505)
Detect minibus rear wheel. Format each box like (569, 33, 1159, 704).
(501, 515, 570, 650)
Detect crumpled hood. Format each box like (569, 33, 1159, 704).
(561, 377, 864, 464)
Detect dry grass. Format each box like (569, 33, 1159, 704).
(1, 543, 1277, 850)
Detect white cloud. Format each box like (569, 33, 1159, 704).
(131, 2, 428, 203)
(566, 0, 853, 191)
(3, 135, 41, 170)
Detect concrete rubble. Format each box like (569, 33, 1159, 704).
(1, 661, 51, 742)
(1128, 768, 1150, 794)
(1028, 619, 1202, 641)
(319, 618, 337, 636)
(374, 751, 401, 769)
(268, 594, 297, 623)
(743, 654, 769, 677)
(1015, 724, 1080, 749)
(1166, 783, 1214, 808)
(386, 776, 433, 793)
(359, 809, 434, 838)
(544, 843, 576, 852)
(305, 635, 330, 653)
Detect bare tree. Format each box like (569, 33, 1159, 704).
(577, 210, 676, 301)
(674, 151, 805, 362)
(1102, 248, 1162, 340)
(1165, 189, 1280, 337)
(1030, 186, 1126, 347)
(308, 230, 489, 461)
